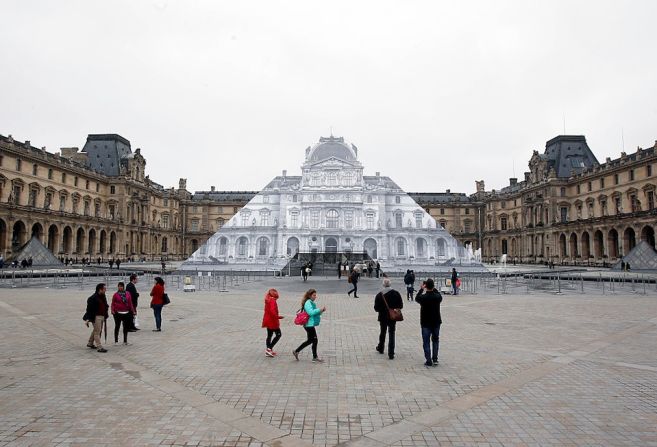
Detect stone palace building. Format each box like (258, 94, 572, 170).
(0, 132, 655, 265)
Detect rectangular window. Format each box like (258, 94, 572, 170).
(464, 220, 471, 233)
(0, 155, 3, 166)
(345, 211, 353, 229)
(501, 217, 507, 230)
(588, 203, 594, 218)
(191, 220, 199, 232)
(395, 213, 403, 228)
(217, 206, 222, 213)
(560, 187, 566, 197)
(95, 183, 99, 192)
(648, 191, 655, 210)
(109, 204, 116, 220)
(12, 185, 21, 204)
(501, 201, 506, 209)
(560, 207, 568, 223)
(94, 203, 100, 217)
(261, 213, 269, 226)
(614, 174, 619, 185)
(74, 177, 78, 187)
(233, 207, 238, 213)
(62, 173, 66, 183)
(293, 194, 297, 203)
(629, 169, 635, 181)
(587, 181, 592, 192)
(415, 214, 422, 228)
(366, 213, 374, 230)
(60, 196, 66, 211)
(514, 199, 517, 206)
(576, 184, 581, 194)
(84, 201, 90, 216)
(44, 193, 52, 209)
(600, 178, 605, 188)
(630, 195, 638, 212)
(193, 206, 198, 213)
(85, 180, 89, 189)
(163, 198, 168, 206)
(615, 197, 621, 213)
(648, 165, 653, 177)
(465, 208, 470, 214)
(29, 189, 37, 207)
(291, 212, 298, 227)
(601, 200, 607, 216)
(440, 208, 445, 215)
(311, 210, 319, 228)
(263, 195, 269, 203)
(16, 158, 22, 171)
(48, 169, 53, 180)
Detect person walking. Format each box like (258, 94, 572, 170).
(115, 258, 121, 269)
(375, 261, 380, 278)
(301, 264, 308, 282)
(262, 288, 284, 357)
(337, 262, 342, 279)
(347, 268, 360, 298)
(415, 278, 443, 367)
(150, 276, 166, 332)
(292, 289, 326, 362)
(111, 281, 135, 345)
(83, 283, 109, 352)
(451, 268, 459, 295)
(126, 274, 140, 331)
(403, 269, 416, 300)
(374, 277, 403, 359)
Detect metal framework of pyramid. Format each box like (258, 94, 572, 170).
(11, 236, 64, 267)
(611, 241, 657, 271)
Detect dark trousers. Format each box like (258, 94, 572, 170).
(348, 283, 358, 296)
(266, 328, 282, 350)
(377, 320, 396, 358)
(152, 304, 163, 329)
(295, 326, 318, 358)
(421, 325, 441, 362)
(113, 313, 131, 343)
(406, 285, 414, 300)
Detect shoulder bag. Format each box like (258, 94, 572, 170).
(382, 293, 403, 321)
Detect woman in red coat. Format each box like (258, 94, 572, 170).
(262, 288, 284, 357)
(150, 277, 165, 332)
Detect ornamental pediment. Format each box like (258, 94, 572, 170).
(307, 157, 360, 169)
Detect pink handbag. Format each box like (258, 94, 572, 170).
(294, 309, 309, 325)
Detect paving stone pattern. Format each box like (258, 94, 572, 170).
(0, 275, 656, 446)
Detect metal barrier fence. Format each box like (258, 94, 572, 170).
(1, 268, 655, 296)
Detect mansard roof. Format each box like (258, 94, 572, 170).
(542, 135, 599, 178)
(82, 134, 132, 177)
(307, 136, 358, 163)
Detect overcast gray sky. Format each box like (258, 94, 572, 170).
(1, 1, 656, 194)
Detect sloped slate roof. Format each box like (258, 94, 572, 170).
(544, 135, 599, 178)
(12, 237, 64, 266)
(611, 241, 657, 271)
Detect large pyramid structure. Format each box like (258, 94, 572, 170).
(11, 236, 64, 267)
(182, 136, 481, 272)
(611, 241, 657, 271)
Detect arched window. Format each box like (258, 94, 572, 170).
(326, 209, 339, 228)
(436, 238, 446, 256)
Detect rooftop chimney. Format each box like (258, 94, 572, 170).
(475, 180, 485, 193)
(282, 170, 287, 177)
(524, 172, 530, 182)
(446, 189, 451, 194)
(211, 186, 216, 192)
(509, 178, 517, 186)
(375, 171, 380, 177)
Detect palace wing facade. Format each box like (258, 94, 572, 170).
(182, 136, 478, 270)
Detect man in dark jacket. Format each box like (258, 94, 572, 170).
(403, 269, 415, 300)
(415, 278, 442, 367)
(126, 274, 140, 331)
(451, 268, 459, 295)
(374, 278, 403, 359)
(83, 283, 109, 352)
(347, 268, 360, 298)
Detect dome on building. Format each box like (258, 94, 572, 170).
(308, 136, 357, 162)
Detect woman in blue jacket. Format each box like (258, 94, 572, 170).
(292, 289, 327, 362)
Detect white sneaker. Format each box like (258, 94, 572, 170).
(265, 349, 274, 357)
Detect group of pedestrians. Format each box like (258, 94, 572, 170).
(82, 275, 168, 352)
(261, 276, 443, 367)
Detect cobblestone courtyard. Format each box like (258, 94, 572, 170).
(1, 275, 656, 446)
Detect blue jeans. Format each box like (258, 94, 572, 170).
(452, 283, 458, 295)
(152, 304, 163, 329)
(421, 325, 441, 362)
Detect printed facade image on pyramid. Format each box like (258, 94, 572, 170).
(182, 136, 481, 272)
